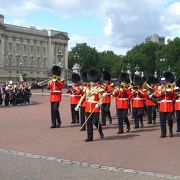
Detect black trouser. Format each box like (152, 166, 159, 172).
(86, 112, 103, 140)
(80, 106, 86, 129)
(117, 109, 129, 133)
(160, 112, 173, 137)
(176, 110, 180, 132)
(51, 102, 61, 126)
(133, 108, 144, 128)
(147, 105, 157, 123)
(71, 104, 79, 123)
(101, 103, 112, 125)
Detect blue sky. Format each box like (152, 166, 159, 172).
(0, 0, 180, 55)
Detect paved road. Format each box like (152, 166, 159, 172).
(0, 152, 168, 180)
(0, 90, 180, 179)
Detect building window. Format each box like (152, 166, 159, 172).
(23, 57, 27, 67)
(16, 43, 20, 52)
(43, 47, 46, 55)
(9, 43, 12, 51)
(23, 44, 27, 52)
(8, 55, 12, 66)
(30, 45, 33, 52)
(37, 58, 40, 67)
(43, 59, 46, 68)
(37, 46, 40, 53)
(30, 57, 34, 67)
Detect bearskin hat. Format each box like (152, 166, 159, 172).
(176, 78, 180, 88)
(133, 74, 142, 86)
(72, 73, 81, 83)
(51, 65, 61, 76)
(80, 70, 88, 82)
(163, 71, 175, 83)
(147, 75, 157, 84)
(102, 70, 111, 81)
(87, 68, 100, 82)
(119, 72, 129, 83)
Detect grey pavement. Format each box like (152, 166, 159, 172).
(0, 151, 167, 180)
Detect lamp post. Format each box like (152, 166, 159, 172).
(126, 63, 132, 82)
(19, 62, 23, 82)
(160, 58, 165, 77)
(134, 64, 140, 75)
(57, 50, 64, 78)
(72, 52, 80, 74)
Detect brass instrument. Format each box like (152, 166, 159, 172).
(38, 75, 61, 87)
(158, 83, 174, 94)
(142, 82, 153, 92)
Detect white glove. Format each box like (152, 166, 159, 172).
(102, 93, 108, 97)
(95, 103, 100, 108)
(75, 106, 79, 111)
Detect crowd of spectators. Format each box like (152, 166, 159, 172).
(0, 81, 32, 107)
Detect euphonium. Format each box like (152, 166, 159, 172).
(142, 82, 153, 92)
(165, 83, 174, 92)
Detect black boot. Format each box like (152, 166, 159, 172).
(126, 121, 130, 132)
(169, 125, 173, 137)
(99, 132, 104, 140)
(85, 133, 93, 142)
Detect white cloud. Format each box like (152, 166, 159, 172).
(104, 18, 113, 36)
(1, 0, 180, 55)
(162, 2, 180, 34)
(0, 0, 39, 17)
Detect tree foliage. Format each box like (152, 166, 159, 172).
(68, 38, 180, 79)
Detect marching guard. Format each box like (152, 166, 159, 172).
(113, 72, 130, 134)
(101, 70, 113, 126)
(175, 78, 180, 132)
(156, 71, 176, 138)
(130, 75, 146, 129)
(66, 73, 81, 124)
(76, 68, 104, 142)
(47, 65, 64, 128)
(145, 76, 158, 124)
(79, 71, 89, 131)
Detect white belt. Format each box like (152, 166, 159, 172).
(134, 98, 143, 100)
(175, 100, 180, 102)
(70, 95, 81, 97)
(87, 100, 98, 103)
(118, 98, 129, 100)
(161, 100, 173, 103)
(51, 90, 62, 93)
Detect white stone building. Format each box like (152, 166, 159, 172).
(0, 14, 69, 81)
(145, 34, 165, 45)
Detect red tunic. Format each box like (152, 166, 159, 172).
(102, 83, 113, 104)
(113, 87, 130, 109)
(156, 91, 176, 112)
(175, 93, 180, 111)
(85, 84, 104, 113)
(130, 88, 146, 108)
(66, 84, 81, 105)
(48, 79, 64, 102)
(145, 85, 158, 106)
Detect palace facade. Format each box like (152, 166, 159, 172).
(0, 14, 69, 81)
